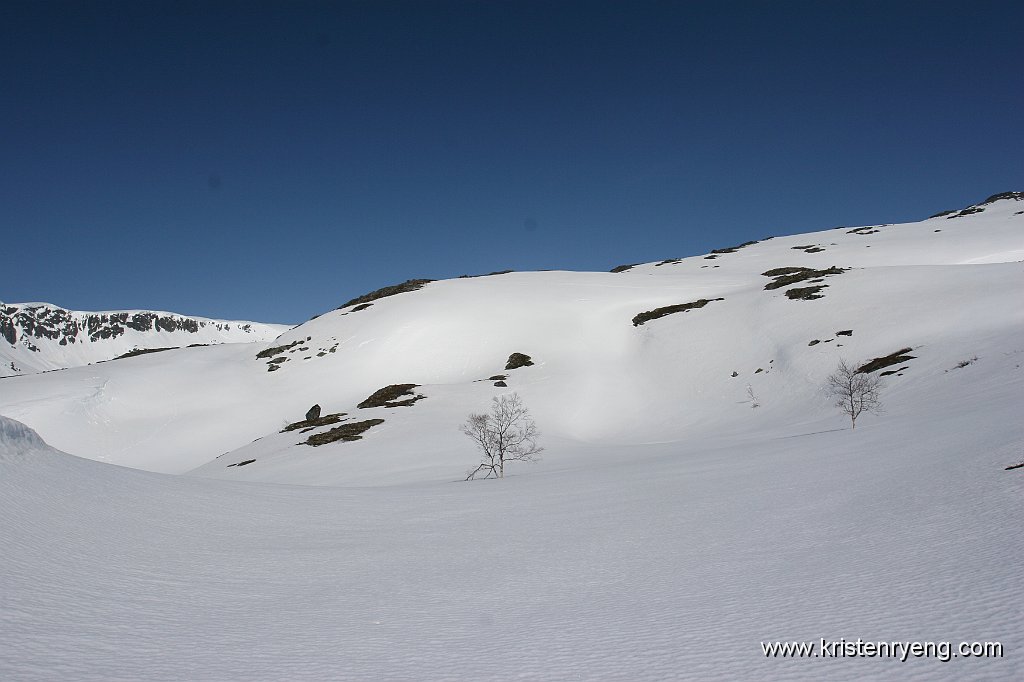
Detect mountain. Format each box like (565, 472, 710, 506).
(0, 302, 290, 377)
(1, 192, 1020, 479)
(1, 193, 1022, 680)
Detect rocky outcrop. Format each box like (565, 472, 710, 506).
(0, 301, 287, 377)
(1, 303, 265, 348)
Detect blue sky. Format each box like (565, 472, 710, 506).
(2, 0, 1021, 324)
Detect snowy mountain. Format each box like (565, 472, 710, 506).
(2, 192, 1020, 479)
(1, 193, 1022, 680)
(0, 301, 290, 377)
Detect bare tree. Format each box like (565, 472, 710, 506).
(462, 393, 543, 480)
(827, 359, 883, 429)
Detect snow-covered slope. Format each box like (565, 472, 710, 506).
(1, 193, 1020, 480)
(2, 193, 1023, 680)
(2, 401, 1022, 680)
(0, 301, 290, 377)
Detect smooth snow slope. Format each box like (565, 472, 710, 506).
(1, 194, 1020, 480)
(3, 403, 1022, 681)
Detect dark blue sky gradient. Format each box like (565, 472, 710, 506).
(2, 0, 1021, 323)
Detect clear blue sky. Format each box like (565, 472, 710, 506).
(2, 0, 1021, 324)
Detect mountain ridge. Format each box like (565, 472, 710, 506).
(2, 192, 1019, 480)
(0, 301, 290, 378)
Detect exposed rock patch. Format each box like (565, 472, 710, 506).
(112, 347, 176, 360)
(305, 419, 385, 446)
(610, 263, 639, 273)
(857, 348, 916, 374)
(459, 270, 515, 278)
(632, 298, 724, 327)
(282, 412, 347, 433)
(932, 192, 1024, 220)
(710, 240, 759, 255)
(785, 286, 825, 300)
(762, 266, 846, 290)
(505, 353, 535, 370)
(358, 384, 425, 409)
(257, 339, 306, 360)
(1, 303, 260, 348)
(338, 279, 433, 310)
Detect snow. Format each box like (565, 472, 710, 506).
(1, 195, 1022, 679)
(3, 198, 1021, 480)
(2, 391, 1022, 680)
(0, 302, 289, 378)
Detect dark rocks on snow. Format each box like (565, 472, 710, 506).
(631, 298, 724, 327)
(857, 348, 916, 374)
(358, 384, 425, 409)
(305, 419, 385, 446)
(505, 353, 535, 370)
(337, 279, 434, 310)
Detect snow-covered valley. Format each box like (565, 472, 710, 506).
(2, 193, 1022, 680)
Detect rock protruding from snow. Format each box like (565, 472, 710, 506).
(0, 301, 289, 377)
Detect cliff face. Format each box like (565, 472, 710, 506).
(0, 302, 288, 377)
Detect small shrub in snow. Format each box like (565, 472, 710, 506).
(463, 393, 542, 480)
(827, 359, 884, 430)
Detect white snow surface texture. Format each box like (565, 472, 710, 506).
(1, 194, 1023, 680)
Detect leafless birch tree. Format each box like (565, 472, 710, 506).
(827, 359, 883, 429)
(462, 393, 542, 480)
